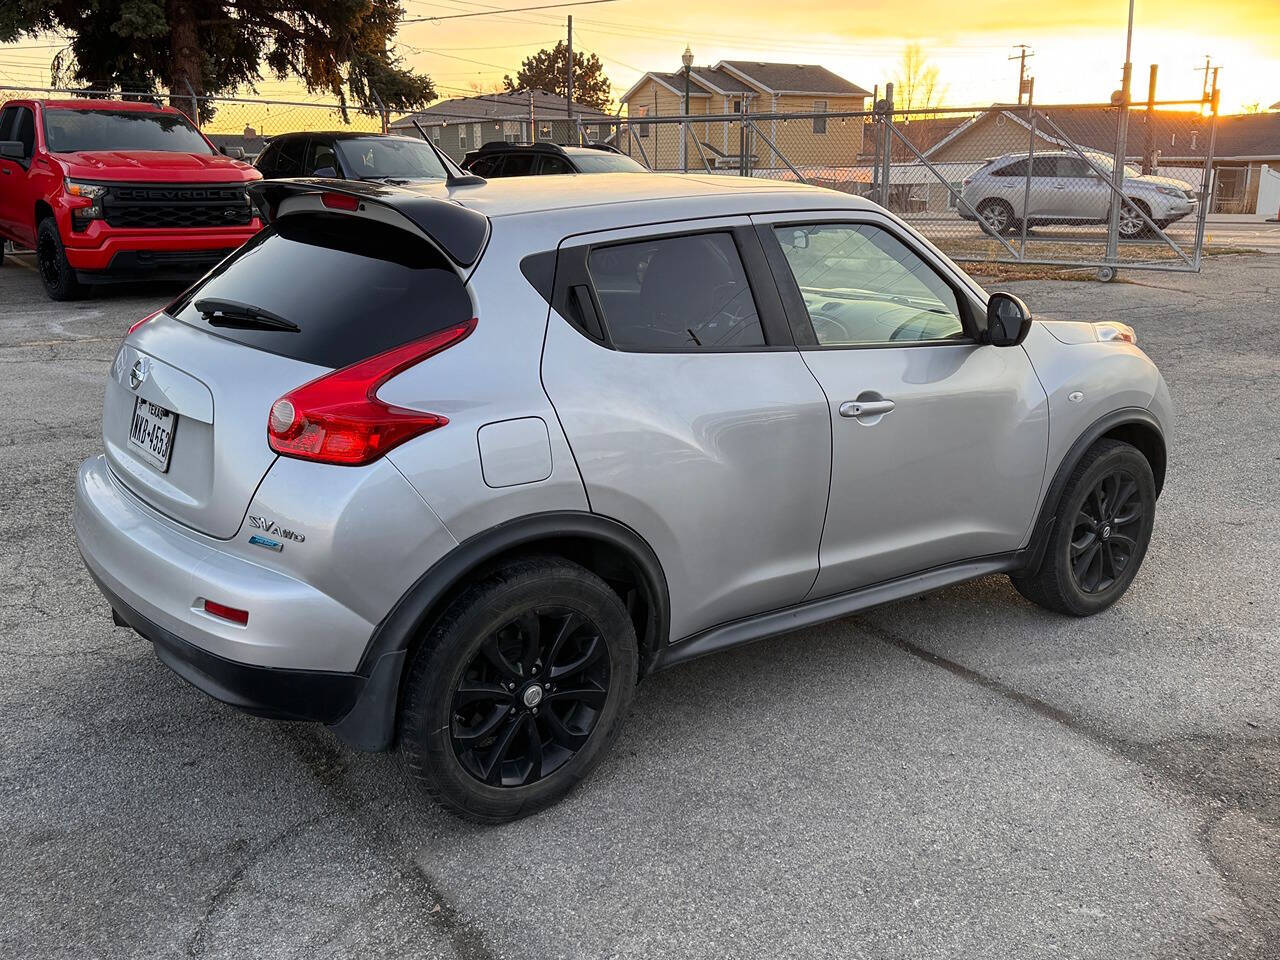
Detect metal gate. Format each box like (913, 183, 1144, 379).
(590, 93, 1220, 277)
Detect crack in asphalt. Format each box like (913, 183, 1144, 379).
(865, 622, 1279, 959)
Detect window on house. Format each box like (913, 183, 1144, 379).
(431, 127, 440, 143)
(813, 100, 828, 135)
(634, 105, 649, 138)
(472, 123, 482, 148)
(732, 100, 742, 114)
(947, 183, 962, 210)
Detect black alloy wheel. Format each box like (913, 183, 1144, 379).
(451, 606, 610, 788)
(1069, 469, 1144, 594)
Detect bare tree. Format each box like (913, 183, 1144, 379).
(893, 43, 947, 114)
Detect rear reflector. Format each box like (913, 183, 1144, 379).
(203, 599, 249, 625)
(321, 192, 360, 211)
(268, 319, 477, 466)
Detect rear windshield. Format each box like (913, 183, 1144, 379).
(168, 214, 473, 368)
(43, 108, 214, 154)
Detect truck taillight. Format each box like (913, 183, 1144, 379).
(267, 319, 476, 466)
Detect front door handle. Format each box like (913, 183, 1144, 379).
(839, 398, 896, 418)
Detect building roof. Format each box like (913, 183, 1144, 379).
(622, 60, 870, 103)
(717, 61, 872, 97)
(391, 89, 612, 128)
(925, 104, 1280, 162)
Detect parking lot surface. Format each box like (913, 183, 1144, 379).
(2, 249, 1277, 959)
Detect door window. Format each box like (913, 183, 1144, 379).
(13, 108, 35, 162)
(538, 154, 574, 175)
(587, 233, 765, 350)
(992, 158, 1029, 177)
(303, 139, 339, 176)
(501, 153, 537, 177)
(467, 155, 501, 176)
(1030, 155, 1063, 178)
(273, 137, 307, 176)
(254, 142, 278, 176)
(772, 223, 966, 345)
(1056, 156, 1095, 178)
(0, 107, 15, 142)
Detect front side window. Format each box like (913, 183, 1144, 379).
(13, 107, 35, 161)
(587, 233, 764, 351)
(992, 158, 1029, 177)
(772, 223, 966, 345)
(304, 139, 339, 176)
(501, 153, 536, 177)
(538, 154, 574, 175)
(42, 108, 213, 154)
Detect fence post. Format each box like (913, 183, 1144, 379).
(1021, 81, 1036, 257)
(880, 83, 893, 208)
(1105, 68, 1132, 266)
(1193, 86, 1219, 269)
(183, 79, 200, 127)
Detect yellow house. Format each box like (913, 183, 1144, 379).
(619, 61, 871, 170)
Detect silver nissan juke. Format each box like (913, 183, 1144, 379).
(74, 173, 1171, 822)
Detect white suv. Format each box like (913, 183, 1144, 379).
(960, 151, 1197, 237)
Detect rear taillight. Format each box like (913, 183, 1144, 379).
(267, 319, 476, 466)
(127, 309, 162, 337)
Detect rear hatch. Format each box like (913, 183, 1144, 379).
(104, 210, 476, 538)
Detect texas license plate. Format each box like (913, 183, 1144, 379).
(128, 395, 176, 472)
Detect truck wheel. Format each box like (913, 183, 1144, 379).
(36, 218, 86, 301)
(400, 556, 638, 823)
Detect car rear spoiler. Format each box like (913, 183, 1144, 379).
(248, 178, 490, 269)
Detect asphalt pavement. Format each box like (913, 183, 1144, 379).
(1, 248, 1277, 959)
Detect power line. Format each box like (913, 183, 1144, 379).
(400, 0, 618, 25)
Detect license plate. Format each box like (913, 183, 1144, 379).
(128, 395, 177, 472)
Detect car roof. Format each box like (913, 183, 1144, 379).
(29, 99, 184, 114)
(403, 172, 870, 218)
(267, 131, 421, 142)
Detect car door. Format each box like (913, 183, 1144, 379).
(0, 106, 17, 239)
(540, 218, 832, 641)
(0, 106, 39, 247)
(1057, 155, 1111, 221)
(1027, 154, 1072, 220)
(753, 211, 1048, 599)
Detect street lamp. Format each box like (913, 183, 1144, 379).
(681, 44, 693, 172)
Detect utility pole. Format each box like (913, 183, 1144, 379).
(529, 88, 535, 141)
(1198, 55, 1213, 101)
(1010, 45, 1034, 104)
(566, 15, 573, 127)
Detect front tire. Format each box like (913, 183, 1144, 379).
(1012, 439, 1156, 616)
(400, 557, 638, 823)
(36, 218, 85, 301)
(1118, 200, 1152, 239)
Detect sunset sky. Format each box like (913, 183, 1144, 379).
(1, 0, 1276, 114)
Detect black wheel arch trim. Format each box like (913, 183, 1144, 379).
(1020, 406, 1166, 577)
(332, 511, 670, 752)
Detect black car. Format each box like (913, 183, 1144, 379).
(254, 131, 449, 183)
(461, 141, 647, 177)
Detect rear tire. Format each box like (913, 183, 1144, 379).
(36, 218, 85, 301)
(1011, 439, 1156, 616)
(400, 556, 638, 823)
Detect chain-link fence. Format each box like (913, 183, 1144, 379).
(594, 95, 1220, 275)
(3, 84, 1220, 275)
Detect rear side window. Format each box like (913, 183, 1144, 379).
(168, 214, 473, 368)
(586, 233, 764, 351)
(501, 153, 536, 177)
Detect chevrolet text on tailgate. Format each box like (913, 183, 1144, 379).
(74, 173, 1172, 823)
(0, 98, 262, 300)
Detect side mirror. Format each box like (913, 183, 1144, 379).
(220, 145, 246, 160)
(985, 292, 1033, 346)
(311, 166, 338, 179)
(0, 140, 24, 160)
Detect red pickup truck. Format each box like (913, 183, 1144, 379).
(0, 98, 262, 300)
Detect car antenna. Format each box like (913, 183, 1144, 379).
(412, 119, 486, 187)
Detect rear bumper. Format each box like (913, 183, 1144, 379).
(73, 454, 377, 672)
(90, 566, 363, 723)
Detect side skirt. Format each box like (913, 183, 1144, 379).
(651, 552, 1024, 672)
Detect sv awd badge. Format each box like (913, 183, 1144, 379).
(247, 516, 306, 545)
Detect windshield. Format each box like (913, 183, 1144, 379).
(43, 108, 213, 154)
(334, 137, 448, 180)
(571, 152, 648, 173)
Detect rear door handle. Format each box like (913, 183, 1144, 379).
(839, 399, 895, 418)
